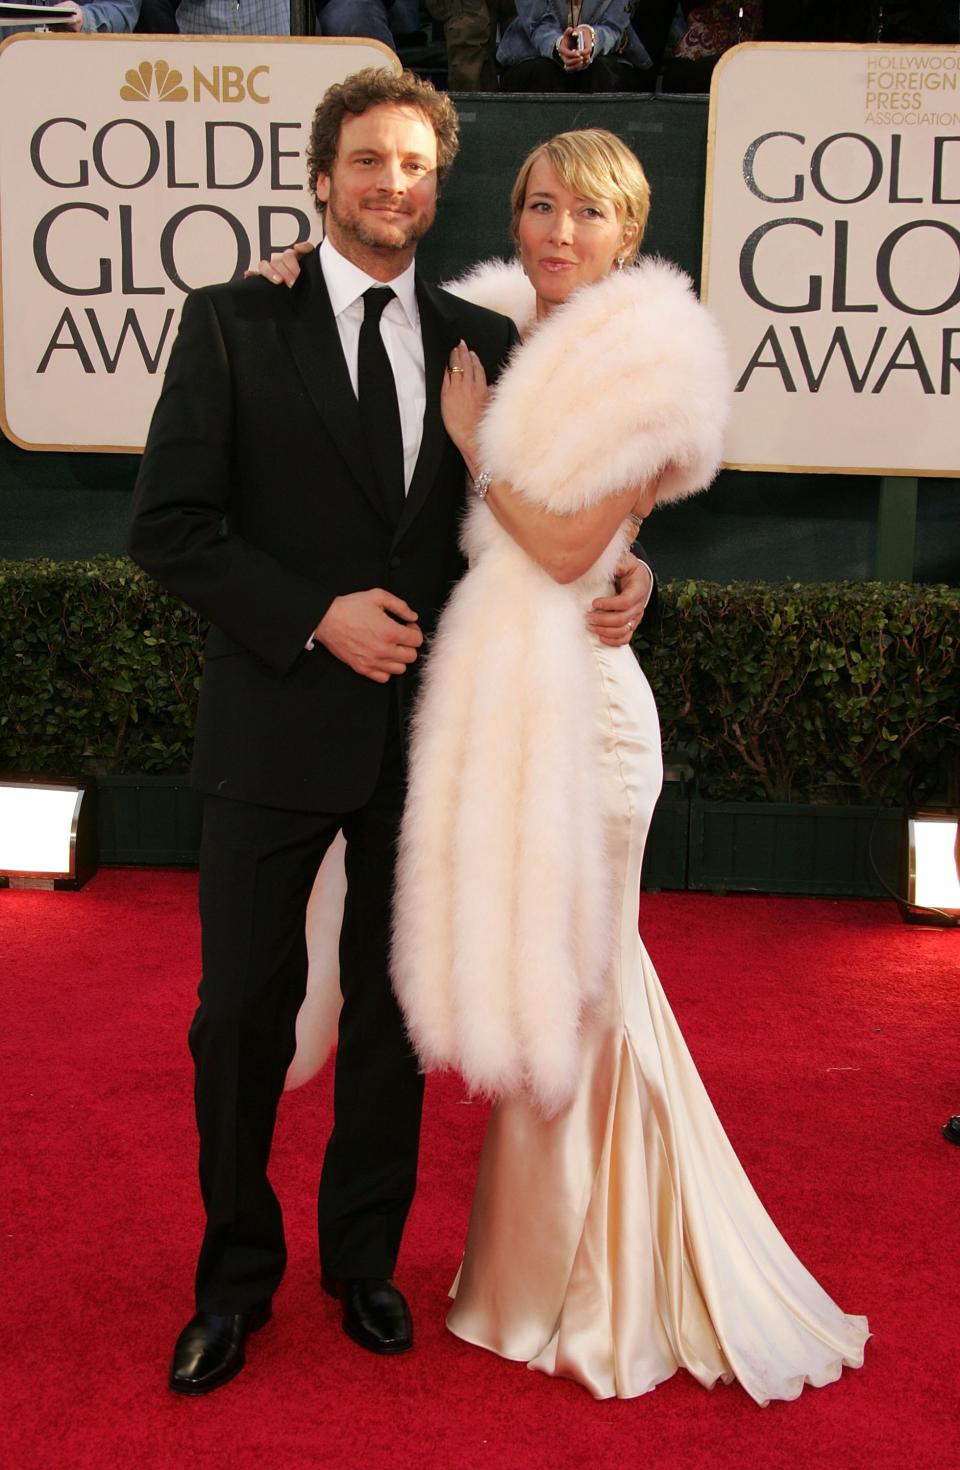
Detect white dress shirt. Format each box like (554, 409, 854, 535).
(319, 235, 426, 495)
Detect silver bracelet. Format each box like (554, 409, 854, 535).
(472, 469, 493, 500)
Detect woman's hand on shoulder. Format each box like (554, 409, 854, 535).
(244, 240, 315, 287)
(442, 340, 489, 470)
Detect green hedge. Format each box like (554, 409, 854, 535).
(1, 557, 203, 776)
(636, 579, 959, 803)
(2, 557, 957, 804)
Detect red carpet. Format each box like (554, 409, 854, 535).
(1, 872, 957, 1470)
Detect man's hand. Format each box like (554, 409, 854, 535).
(586, 553, 653, 646)
(59, 1, 84, 29)
(314, 590, 423, 683)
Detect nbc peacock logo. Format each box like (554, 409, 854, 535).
(120, 60, 188, 103)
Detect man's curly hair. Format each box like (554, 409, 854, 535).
(307, 68, 460, 217)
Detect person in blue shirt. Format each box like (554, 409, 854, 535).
(1, 0, 140, 33)
(174, 0, 288, 32)
(497, 0, 651, 91)
(173, 0, 412, 51)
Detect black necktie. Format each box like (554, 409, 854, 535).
(358, 286, 405, 524)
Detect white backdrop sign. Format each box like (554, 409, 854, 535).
(0, 34, 397, 452)
(703, 44, 960, 476)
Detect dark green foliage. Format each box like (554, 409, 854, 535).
(636, 580, 959, 804)
(0, 557, 204, 776)
(1, 560, 957, 803)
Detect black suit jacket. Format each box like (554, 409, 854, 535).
(129, 251, 519, 814)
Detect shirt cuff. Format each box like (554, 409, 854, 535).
(637, 559, 654, 609)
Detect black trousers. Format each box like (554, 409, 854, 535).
(190, 711, 422, 1312)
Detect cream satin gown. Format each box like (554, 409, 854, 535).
(445, 639, 869, 1404)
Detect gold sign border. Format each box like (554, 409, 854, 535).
(702, 42, 960, 480)
(0, 33, 400, 455)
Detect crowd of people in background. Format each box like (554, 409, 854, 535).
(3, 3, 957, 93)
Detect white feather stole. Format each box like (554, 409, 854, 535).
(392, 260, 730, 1113)
(290, 258, 730, 1102)
(444, 256, 730, 509)
(391, 515, 628, 1114)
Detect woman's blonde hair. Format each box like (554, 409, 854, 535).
(510, 129, 651, 264)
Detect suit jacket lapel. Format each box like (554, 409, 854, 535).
(393, 277, 462, 547)
(277, 251, 394, 528)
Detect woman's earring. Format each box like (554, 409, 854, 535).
(615, 256, 625, 271)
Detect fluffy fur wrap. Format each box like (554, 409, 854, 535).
(450, 256, 730, 511)
(389, 259, 730, 1113)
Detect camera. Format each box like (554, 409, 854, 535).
(569, 29, 583, 49)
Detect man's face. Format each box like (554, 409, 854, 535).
(316, 103, 439, 268)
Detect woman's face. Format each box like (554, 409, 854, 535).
(517, 157, 635, 310)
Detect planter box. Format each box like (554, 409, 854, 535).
(98, 777, 695, 888)
(689, 799, 904, 898)
(641, 793, 690, 891)
(641, 761, 692, 891)
(95, 777, 907, 902)
(98, 775, 201, 865)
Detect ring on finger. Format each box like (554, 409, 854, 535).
(449, 365, 465, 376)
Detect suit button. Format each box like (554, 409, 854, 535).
(389, 555, 401, 569)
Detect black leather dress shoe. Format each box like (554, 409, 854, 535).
(322, 1275, 413, 1355)
(943, 1115, 960, 1145)
(169, 1302, 272, 1396)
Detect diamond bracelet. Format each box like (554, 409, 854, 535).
(472, 469, 493, 500)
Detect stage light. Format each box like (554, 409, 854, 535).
(0, 780, 98, 891)
(901, 811, 960, 927)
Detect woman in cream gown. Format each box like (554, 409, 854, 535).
(389, 130, 870, 1405)
(287, 128, 868, 1404)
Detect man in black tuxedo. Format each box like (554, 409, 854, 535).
(130, 67, 653, 1396)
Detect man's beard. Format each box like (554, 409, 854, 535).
(326, 189, 434, 254)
